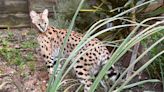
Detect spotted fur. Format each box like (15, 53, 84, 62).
(30, 9, 119, 92)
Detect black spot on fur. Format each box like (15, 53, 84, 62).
(57, 35, 59, 39)
(46, 47, 48, 51)
(87, 84, 91, 87)
(84, 63, 88, 66)
(76, 65, 83, 68)
(72, 44, 75, 47)
(49, 32, 52, 34)
(80, 57, 83, 60)
(78, 72, 83, 75)
(53, 30, 56, 32)
(108, 71, 117, 77)
(85, 73, 89, 76)
(94, 48, 97, 52)
(83, 68, 87, 71)
(89, 59, 92, 62)
(53, 61, 56, 66)
(47, 65, 53, 68)
(48, 61, 51, 63)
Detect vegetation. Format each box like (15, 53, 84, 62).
(144, 32, 164, 79)
(0, 0, 163, 92)
(0, 29, 37, 71)
(46, 0, 164, 92)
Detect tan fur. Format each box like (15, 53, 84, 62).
(30, 9, 118, 92)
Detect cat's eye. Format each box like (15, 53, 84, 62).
(38, 24, 41, 26)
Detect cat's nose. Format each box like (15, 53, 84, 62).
(40, 23, 45, 28)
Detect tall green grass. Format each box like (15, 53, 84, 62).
(89, 19, 164, 92)
(46, 0, 85, 92)
(47, 0, 164, 92)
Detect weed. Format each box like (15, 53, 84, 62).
(143, 31, 164, 79)
(27, 61, 36, 71)
(21, 40, 38, 49)
(0, 30, 37, 68)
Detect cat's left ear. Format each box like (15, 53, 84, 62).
(30, 10, 37, 19)
(43, 9, 48, 17)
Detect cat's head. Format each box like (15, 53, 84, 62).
(30, 9, 49, 32)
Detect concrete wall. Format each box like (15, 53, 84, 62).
(0, 0, 55, 28)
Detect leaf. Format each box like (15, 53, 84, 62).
(145, 6, 164, 17)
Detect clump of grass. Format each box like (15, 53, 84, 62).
(143, 32, 164, 79)
(21, 40, 38, 49)
(0, 47, 24, 65)
(0, 30, 37, 67)
(27, 60, 36, 72)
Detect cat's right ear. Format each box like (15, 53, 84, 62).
(30, 10, 37, 19)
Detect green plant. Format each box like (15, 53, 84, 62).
(47, 0, 85, 92)
(47, 0, 164, 92)
(0, 46, 24, 65)
(0, 30, 36, 67)
(21, 40, 38, 49)
(144, 31, 164, 79)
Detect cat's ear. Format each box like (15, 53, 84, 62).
(43, 9, 48, 17)
(30, 10, 37, 19)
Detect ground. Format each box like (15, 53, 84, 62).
(0, 28, 48, 92)
(0, 28, 162, 92)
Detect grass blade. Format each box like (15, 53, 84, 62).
(116, 50, 164, 91)
(47, 0, 85, 92)
(122, 79, 160, 90)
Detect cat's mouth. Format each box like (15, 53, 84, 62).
(37, 25, 47, 33)
(40, 27, 45, 32)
